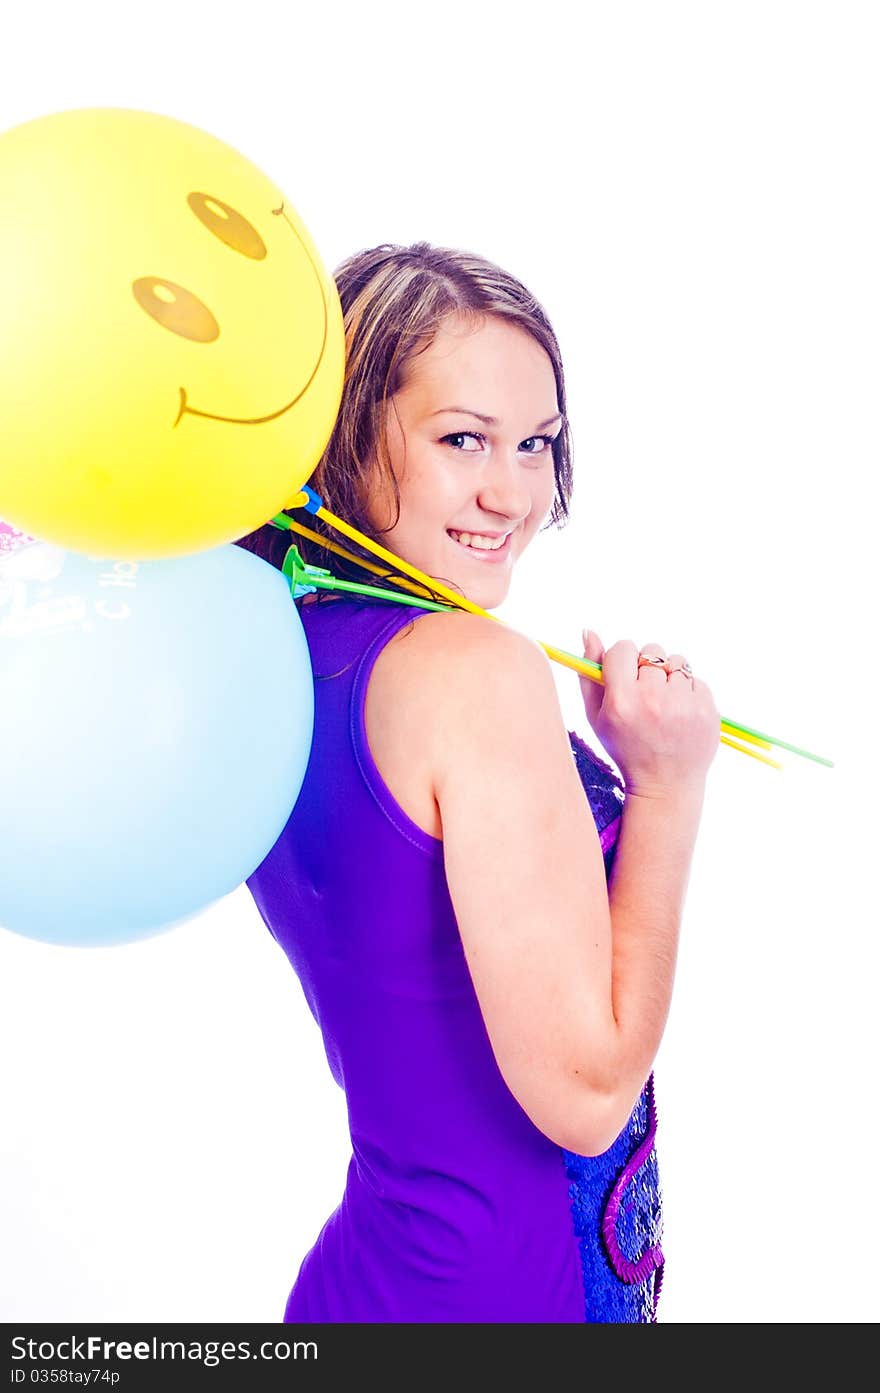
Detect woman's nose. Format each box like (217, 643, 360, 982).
(476, 455, 533, 521)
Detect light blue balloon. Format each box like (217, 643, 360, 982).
(0, 541, 314, 946)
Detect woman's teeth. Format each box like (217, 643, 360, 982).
(448, 529, 508, 551)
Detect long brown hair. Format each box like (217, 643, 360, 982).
(235, 241, 574, 608)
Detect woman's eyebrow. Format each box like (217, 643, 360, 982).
(430, 407, 563, 431)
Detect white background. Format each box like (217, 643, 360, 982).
(1, 1, 877, 1324)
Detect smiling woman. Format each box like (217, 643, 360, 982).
(237, 241, 574, 605)
(359, 314, 564, 611)
(230, 241, 722, 1324)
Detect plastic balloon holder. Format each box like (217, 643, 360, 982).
(281, 542, 458, 615)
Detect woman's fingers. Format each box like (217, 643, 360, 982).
(587, 638, 693, 694)
(663, 652, 691, 685)
(632, 640, 668, 685)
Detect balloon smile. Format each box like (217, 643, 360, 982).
(174, 378, 319, 428)
(173, 202, 329, 429)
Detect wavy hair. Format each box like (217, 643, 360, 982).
(234, 241, 574, 608)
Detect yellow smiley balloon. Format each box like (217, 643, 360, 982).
(0, 108, 345, 559)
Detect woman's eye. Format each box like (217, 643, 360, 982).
(442, 431, 484, 451)
(520, 435, 556, 455)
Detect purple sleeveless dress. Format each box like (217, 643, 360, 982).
(245, 596, 664, 1323)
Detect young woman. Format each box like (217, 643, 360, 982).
(235, 242, 721, 1323)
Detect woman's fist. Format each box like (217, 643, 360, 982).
(578, 629, 721, 798)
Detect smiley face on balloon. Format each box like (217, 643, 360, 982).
(134, 193, 330, 424)
(0, 108, 345, 559)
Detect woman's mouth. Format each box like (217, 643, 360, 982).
(447, 529, 513, 563)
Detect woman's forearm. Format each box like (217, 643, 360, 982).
(602, 781, 707, 1097)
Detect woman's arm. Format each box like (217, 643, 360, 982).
(597, 781, 706, 1106)
(412, 610, 713, 1156)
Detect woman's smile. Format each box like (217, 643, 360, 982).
(446, 528, 514, 562)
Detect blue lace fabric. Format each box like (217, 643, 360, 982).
(563, 732, 665, 1323)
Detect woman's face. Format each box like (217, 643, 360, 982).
(364, 313, 562, 610)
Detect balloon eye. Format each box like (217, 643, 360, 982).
(132, 278, 220, 343)
(187, 192, 267, 260)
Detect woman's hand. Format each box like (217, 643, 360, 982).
(578, 629, 721, 799)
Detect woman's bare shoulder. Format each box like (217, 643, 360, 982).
(400, 608, 546, 668)
(366, 608, 553, 838)
(373, 608, 537, 727)
(390, 609, 559, 762)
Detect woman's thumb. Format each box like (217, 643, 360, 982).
(580, 628, 605, 722)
